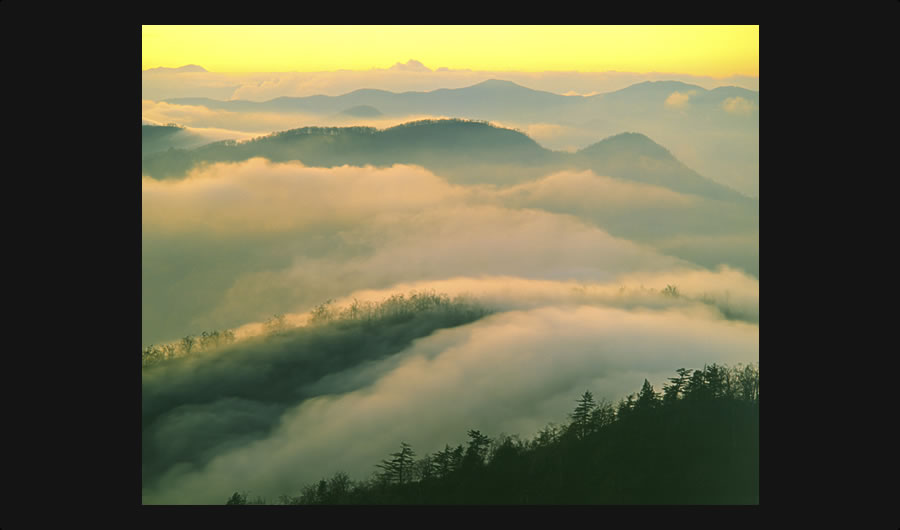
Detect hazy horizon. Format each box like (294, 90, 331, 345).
(141, 60, 759, 99)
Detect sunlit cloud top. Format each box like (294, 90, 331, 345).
(142, 25, 759, 78)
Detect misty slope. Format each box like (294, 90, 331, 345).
(142, 294, 491, 496)
(142, 124, 216, 156)
(152, 79, 759, 197)
(254, 364, 759, 505)
(597, 80, 758, 109)
(574, 133, 740, 202)
(141, 119, 749, 203)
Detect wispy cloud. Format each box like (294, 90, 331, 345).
(722, 96, 754, 115)
(664, 91, 693, 110)
(143, 283, 758, 503)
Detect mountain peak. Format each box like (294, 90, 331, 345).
(472, 79, 521, 89)
(579, 132, 674, 160)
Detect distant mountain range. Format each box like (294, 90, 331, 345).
(163, 79, 758, 124)
(143, 64, 208, 73)
(142, 119, 750, 204)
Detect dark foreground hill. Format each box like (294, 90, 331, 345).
(224, 363, 759, 505)
(141, 119, 749, 203)
(142, 293, 492, 497)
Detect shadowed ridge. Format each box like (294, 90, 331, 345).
(577, 132, 676, 161)
(602, 80, 708, 98)
(140, 119, 751, 205)
(340, 105, 383, 117)
(576, 132, 751, 203)
(381, 118, 544, 150)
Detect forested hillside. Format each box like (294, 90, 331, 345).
(225, 363, 759, 505)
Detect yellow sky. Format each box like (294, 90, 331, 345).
(142, 25, 758, 78)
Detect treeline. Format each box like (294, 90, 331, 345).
(226, 363, 759, 504)
(140, 118, 548, 181)
(305, 291, 489, 327)
(142, 291, 490, 369)
(141, 329, 236, 367)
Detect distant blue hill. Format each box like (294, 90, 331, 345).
(340, 105, 383, 117)
(144, 64, 208, 73)
(163, 79, 757, 123)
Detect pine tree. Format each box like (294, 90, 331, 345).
(569, 390, 598, 439)
(635, 379, 660, 411)
(663, 368, 692, 404)
(463, 430, 491, 466)
(377, 442, 416, 486)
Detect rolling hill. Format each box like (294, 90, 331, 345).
(141, 118, 750, 204)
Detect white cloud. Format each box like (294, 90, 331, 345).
(722, 96, 754, 115)
(144, 297, 758, 504)
(664, 91, 692, 110)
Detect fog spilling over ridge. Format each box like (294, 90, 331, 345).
(143, 277, 757, 504)
(143, 75, 758, 198)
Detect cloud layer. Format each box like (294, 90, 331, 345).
(142, 159, 757, 347)
(142, 154, 759, 504)
(143, 289, 758, 504)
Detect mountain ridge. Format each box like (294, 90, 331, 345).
(161, 78, 758, 121)
(144, 64, 208, 73)
(141, 119, 750, 203)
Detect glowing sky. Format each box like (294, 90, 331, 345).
(141, 25, 758, 77)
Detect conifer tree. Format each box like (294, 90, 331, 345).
(570, 390, 598, 439)
(635, 379, 660, 411)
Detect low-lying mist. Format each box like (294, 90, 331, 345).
(142, 154, 758, 504)
(142, 159, 756, 347)
(142, 285, 757, 504)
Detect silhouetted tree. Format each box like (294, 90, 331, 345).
(634, 379, 661, 411)
(531, 423, 561, 449)
(684, 367, 709, 400)
(735, 363, 759, 402)
(463, 430, 492, 467)
(377, 442, 416, 486)
(413, 454, 435, 482)
(327, 472, 352, 502)
(590, 399, 616, 430)
(431, 444, 458, 478)
(569, 390, 598, 439)
(663, 368, 692, 404)
(704, 364, 728, 399)
(617, 393, 636, 419)
(226, 491, 247, 505)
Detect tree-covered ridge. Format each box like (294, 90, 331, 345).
(225, 363, 759, 505)
(140, 118, 748, 203)
(142, 291, 494, 492)
(141, 290, 490, 369)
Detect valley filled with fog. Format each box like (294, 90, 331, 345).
(142, 67, 758, 504)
